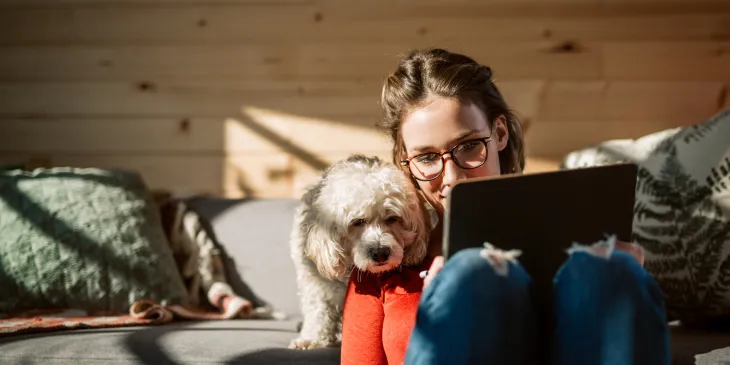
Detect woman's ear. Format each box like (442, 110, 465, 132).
(495, 115, 510, 152)
(305, 222, 348, 280)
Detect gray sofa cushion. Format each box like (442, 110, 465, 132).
(183, 197, 302, 319)
(0, 320, 723, 365)
(0, 320, 339, 364)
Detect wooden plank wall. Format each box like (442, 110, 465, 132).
(1, 0, 728, 198)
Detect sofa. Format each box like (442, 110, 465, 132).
(0, 195, 728, 364)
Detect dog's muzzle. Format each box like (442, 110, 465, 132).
(368, 246, 391, 264)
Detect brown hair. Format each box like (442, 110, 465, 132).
(377, 48, 525, 175)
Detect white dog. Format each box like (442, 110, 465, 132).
(288, 154, 431, 350)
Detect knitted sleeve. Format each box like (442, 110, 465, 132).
(341, 270, 388, 365)
(382, 265, 428, 365)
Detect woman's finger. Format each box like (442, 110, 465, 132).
(615, 240, 645, 267)
(423, 256, 445, 290)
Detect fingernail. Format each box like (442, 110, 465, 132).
(419, 270, 428, 279)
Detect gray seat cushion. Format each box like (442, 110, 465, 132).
(0, 320, 339, 364)
(1, 320, 725, 365)
(183, 197, 302, 319)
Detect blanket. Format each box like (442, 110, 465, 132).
(0, 193, 281, 337)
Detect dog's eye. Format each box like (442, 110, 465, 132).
(351, 218, 366, 227)
(385, 216, 400, 224)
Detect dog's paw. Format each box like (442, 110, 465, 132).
(288, 337, 339, 350)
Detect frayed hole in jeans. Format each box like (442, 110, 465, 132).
(479, 242, 522, 277)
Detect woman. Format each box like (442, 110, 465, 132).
(341, 48, 671, 365)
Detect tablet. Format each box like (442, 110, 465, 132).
(442, 163, 637, 348)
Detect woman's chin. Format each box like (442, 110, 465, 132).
(437, 198, 447, 213)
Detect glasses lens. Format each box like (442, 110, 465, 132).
(453, 140, 488, 168)
(409, 153, 443, 181)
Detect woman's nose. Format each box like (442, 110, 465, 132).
(441, 156, 466, 186)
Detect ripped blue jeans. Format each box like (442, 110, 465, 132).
(404, 239, 671, 365)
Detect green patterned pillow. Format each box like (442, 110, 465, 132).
(561, 109, 730, 326)
(0, 167, 190, 314)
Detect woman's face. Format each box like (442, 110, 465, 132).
(400, 96, 509, 215)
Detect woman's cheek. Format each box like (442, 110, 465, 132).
(421, 181, 444, 213)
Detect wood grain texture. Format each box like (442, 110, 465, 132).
(0, 153, 226, 195)
(0, 118, 227, 153)
(0, 79, 544, 119)
(3, 0, 728, 197)
(5, 41, 730, 82)
(524, 119, 699, 159)
(0, 43, 600, 81)
(539, 81, 726, 121)
(0, 115, 394, 154)
(603, 42, 730, 81)
(1, 4, 728, 44)
(0, 81, 379, 118)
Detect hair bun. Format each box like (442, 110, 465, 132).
(479, 65, 493, 79)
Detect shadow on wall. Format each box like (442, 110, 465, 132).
(234, 112, 330, 172)
(230, 104, 392, 199)
(228, 110, 334, 198)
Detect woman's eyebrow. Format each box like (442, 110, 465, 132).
(410, 129, 480, 153)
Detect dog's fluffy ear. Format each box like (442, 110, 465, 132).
(305, 222, 348, 280)
(401, 191, 430, 266)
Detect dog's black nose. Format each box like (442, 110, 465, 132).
(369, 247, 391, 263)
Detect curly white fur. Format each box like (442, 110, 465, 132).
(288, 155, 430, 349)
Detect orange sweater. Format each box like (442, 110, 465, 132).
(341, 258, 433, 365)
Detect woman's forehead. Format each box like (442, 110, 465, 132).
(401, 98, 489, 152)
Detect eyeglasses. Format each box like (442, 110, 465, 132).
(400, 137, 492, 181)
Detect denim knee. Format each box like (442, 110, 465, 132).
(553, 247, 670, 365)
(556, 248, 666, 315)
(406, 247, 536, 365)
(560, 249, 648, 283)
(424, 247, 531, 303)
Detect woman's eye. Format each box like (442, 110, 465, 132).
(415, 154, 439, 165)
(351, 218, 366, 227)
(385, 216, 400, 224)
(456, 141, 480, 152)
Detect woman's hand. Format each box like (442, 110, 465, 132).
(422, 256, 444, 290)
(615, 240, 645, 267)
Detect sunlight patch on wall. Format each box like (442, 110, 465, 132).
(220, 106, 392, 198)
(239, 106, 391, 153)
